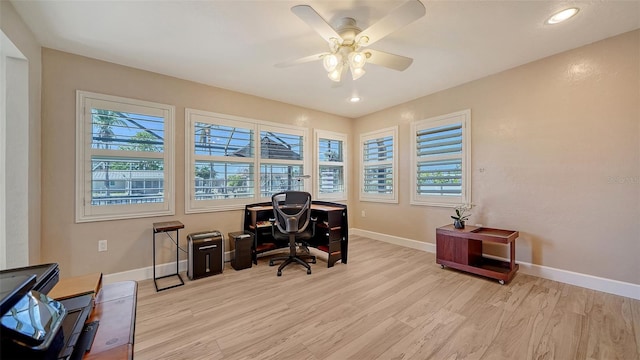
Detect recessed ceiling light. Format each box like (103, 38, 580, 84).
(546, 7, 579, 25)
(349, 96, 361, 103)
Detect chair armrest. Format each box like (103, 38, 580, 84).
(269, 218, 277, 237)
(310, 216, 317, 237)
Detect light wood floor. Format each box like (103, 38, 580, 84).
(134, 236, 640, 360)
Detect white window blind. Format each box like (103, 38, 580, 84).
(360, 127, 398, 203)
(76, 91, 175, 222)
(411, 110, 471, 207)
(416, 124, 463, 196)
(315, 130, 347, 201)
(185, 109, 309, 213)
(192, 122, 255, 201)
(259, 127, 305, 198)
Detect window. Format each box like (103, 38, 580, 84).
(259, 125, 306, 198)
(315, 130, 347, 201)
(360, 126, 398, 203)
(410, 109, 471, 207)
(185, 109, 309, 213)
(76, 91, 175, 222)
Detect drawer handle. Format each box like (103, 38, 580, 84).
(199, 245, 218, 250)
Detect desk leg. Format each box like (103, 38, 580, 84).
(340, 209, 348, 264)
(252, 232, 258, 265)
(341, 237, 348, 264)
(175, 229, 180, 279)
(510, 240, 516, 271)
(153, 231, 157, 291)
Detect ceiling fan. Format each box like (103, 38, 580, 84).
(276, 0, 426, 82)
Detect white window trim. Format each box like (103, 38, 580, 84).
(185, 108, 310, 213)
(314, 129, 348, 201)
(410, 109, 471, 207)
(359, 126, 398, 203)
(75, 90, 175, 222)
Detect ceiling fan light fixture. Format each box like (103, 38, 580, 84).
(285, 2, 425, 83)
(323, 53, 341, 72)
(328, 63, 343, 82)
(546, 7, 579, 25)
(351, 67, 365, 80)
(348, 51, 367, 69)
(356, 35, 370, 46)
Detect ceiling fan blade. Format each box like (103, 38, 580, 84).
(356, 0, 426, 47)
(275, 53, 328, 68)
(365, 49, 413, 71)
(291, 5, 342, 44)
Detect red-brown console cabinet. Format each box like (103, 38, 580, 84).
(436, 224, 519, 284)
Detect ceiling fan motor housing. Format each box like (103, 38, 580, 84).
(336, 17, 361, 45)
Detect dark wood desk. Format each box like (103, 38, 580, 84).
(436, 224, 519, 284)
(244, 201, 348, 267)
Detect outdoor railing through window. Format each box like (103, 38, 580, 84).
(77, 91, 174, 222)
(89, 107, 167, 207)
(91, 158, 165, 206)
(185, 109, 309, 212)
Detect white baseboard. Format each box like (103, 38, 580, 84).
(103, 230, 639, 300)
(351, 228, 436, 253)
(103, 251, 232, 284)
(350, 228, 640, 300)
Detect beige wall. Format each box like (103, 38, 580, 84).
(352, 30, 640, 285)
(41, 49, 352, 277)
(1, 1, 42, 265)
(34, 25, 640, 285)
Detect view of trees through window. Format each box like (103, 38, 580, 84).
(189, 120, 304, 203)
(90, 109, 166, 205)
(193, 122, 255, 200)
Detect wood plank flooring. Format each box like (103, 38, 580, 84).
(134, 236, 640, 360)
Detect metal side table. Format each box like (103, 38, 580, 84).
(152, 221, 185, 291)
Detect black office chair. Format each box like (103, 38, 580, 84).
(268, 191, 317, 276)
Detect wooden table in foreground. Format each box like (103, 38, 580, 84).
(84, 281, 137, 360)
(436, 224, 519, 284)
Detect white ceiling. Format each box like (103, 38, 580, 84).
(10, 0, 640, 118)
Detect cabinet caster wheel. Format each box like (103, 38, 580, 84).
(307, 269, 312, 275)
(498, 280, 505, 285)
(440, 264, 445, 269)
(269, 261, 274, 266)
(277, 271, 282, 276)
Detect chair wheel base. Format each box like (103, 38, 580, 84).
(307, 269, 311, 275)
(277, 271, 282, 276)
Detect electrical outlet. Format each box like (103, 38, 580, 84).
(98, 240, 108, 252)
(361, 210, 366, 217)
